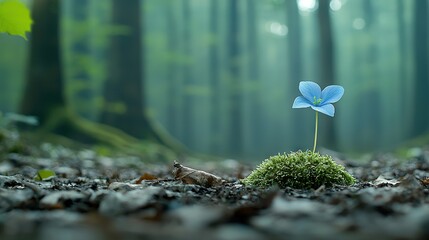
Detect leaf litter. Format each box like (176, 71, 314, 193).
(0, 145, 429, 239)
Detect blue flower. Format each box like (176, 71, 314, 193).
(292, 81, 344, 117)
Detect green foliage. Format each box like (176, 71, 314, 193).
(242, 151, 355, 189)
(34, 169, 56, 181)
(0, 0, 32, 39)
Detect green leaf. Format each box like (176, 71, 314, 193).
(0, 0, 32, 40)
(34, 169, 56, 181)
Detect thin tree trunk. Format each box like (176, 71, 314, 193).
(70, 0, 92, 119)
(209, 0, 221, 152)
(227, 0, 242, 155)
(166, 2, 181, 138)
(362, 0, 382, 148)
(246, 0, 262, 152)
(181, 0, 195, 147)
(396, 0, 407, 138)
(286, 0, 304, 149)
(317, 0, 337, 148)
(412, 0, 429, 136)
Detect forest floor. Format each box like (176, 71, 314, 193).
(1, 130, 429, 240)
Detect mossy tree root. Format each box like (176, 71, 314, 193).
(37, 108, 187, 158)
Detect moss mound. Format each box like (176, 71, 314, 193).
(242, 150, 355, 189)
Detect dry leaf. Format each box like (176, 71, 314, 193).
(172, 161, 224, 188)
(136, 173, 158, 184)
(372, 175, 400, 187)
(420, 177, 429, 187)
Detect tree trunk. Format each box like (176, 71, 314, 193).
(246, 0, 262, 153)
(286, 0, 305, 149)
(181, 0, 195, 147)
(209, 0, 221, 153)
(227, 0, 242, 156)
(396, 0, 408, 139)
(18, 0, 182, 157)
(100, 0, 184, 151)
(166, 2, 181, 139)
(20, 0, 64, 125)
(70, 0, 93, 119)
(412, 0, 429, 136)
(100, 0, 148, 138)
(317, 0, 337, 149)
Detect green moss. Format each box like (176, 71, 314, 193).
(0, 130, 5, 143)
(242, 150, 355, 189)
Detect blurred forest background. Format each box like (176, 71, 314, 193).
(0, 0, 428, 160)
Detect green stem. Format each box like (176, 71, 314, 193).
(313, 111, 318, 153)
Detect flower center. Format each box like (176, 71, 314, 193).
(313, 96, 323, 105)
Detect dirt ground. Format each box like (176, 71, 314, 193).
(1, 143, 429, 240)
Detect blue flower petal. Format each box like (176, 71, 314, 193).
(321, 85, 344, 104)
(299, 81, 321, 103)
(310, 104, 335, 117)
(292, 96, 312, 108)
